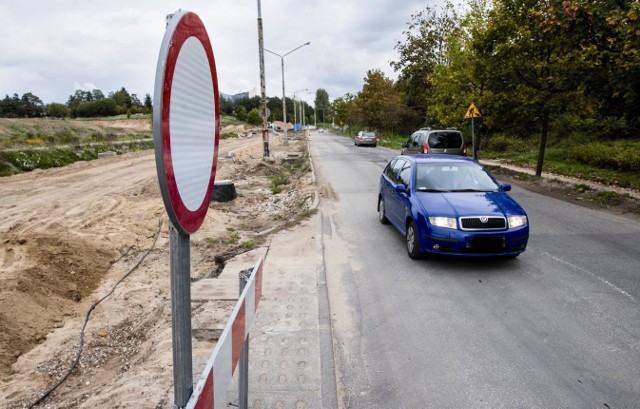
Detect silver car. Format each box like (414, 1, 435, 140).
(355, 131, 378, 147)
(401, 128, 467, 156)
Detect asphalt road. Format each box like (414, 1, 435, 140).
(310, 131, 640, 409)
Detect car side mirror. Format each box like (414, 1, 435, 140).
(500, 183, 512, 192)
(395, 184, 407, 193)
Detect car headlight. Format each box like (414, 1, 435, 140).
(429, 217, 457, 229)
(508, 215, 527, 228)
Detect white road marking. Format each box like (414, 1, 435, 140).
(541, 251, 635, 302)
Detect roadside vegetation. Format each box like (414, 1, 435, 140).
(329, 0, 640, 196)
(3, 1, 639, 204)
(0, 115, 241, 177)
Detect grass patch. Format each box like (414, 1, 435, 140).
(591, 191, 625, 208)
(481, 136, 640, 191)
(240, 240, 255, 249)
(574, 184, 592, 193)
(0, 115, 255, 176)
(270, 175, 289, 194)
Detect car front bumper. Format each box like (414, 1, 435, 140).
(420, 226, 529, 257)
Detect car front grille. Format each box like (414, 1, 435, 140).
(460, 216, 506, 230)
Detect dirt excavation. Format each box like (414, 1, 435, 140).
(0, 130, 316, 408)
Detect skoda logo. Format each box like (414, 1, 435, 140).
(480, 216, 489, 223)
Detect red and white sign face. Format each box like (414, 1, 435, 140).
(154, 10, 219, 235)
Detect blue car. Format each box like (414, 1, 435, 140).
(378, 155, 529, 258)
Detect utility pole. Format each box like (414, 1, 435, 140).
(256, 0, 269, 157)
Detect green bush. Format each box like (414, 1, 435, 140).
(567, 143, 640, 172)
(484, 134, 530, 153)
(270, 175, 289, 194)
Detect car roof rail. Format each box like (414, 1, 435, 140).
(446, 127, 458, 130)
(419, 127, 431, 131)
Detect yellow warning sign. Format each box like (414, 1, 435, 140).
(465, 103, 482, 119)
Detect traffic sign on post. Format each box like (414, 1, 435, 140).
(464, 102, 481, 160)
(154, 10, 220, 236)
(153, 10, 219, 408)
(465, 102, 482, 119)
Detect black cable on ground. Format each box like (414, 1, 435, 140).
(28, 217, 164, 409)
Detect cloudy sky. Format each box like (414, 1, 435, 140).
(0, 0, 436, 106)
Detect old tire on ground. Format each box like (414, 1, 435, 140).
(211, 180, 237, 202)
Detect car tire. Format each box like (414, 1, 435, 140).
(373, 144, 377, 147)
(406, 220, 422, 259)
(378, 199, 389, 224)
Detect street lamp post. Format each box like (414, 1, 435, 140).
(292, 88, 308, 132)
(264, 42, 310, 143)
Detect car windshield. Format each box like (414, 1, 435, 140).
(414, 162, 499, 192)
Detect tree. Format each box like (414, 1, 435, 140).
(20, 93, 45, 117)
(0, 94, 21, 117)
(548, 0, 640, 134)
(481, 0, 583, 175)
(354, 69, 405, 132)
(314, 89, 330, 123)
(92, 89, 105, 100)
(235, 106, 247, 121)
(72, 98, 117, 117)
(46, 103, 69, 118)
(391, 1, 460, 126)
(246, 108, 261, 125)
(67, 89, 94, 109)
(144, 94, 153, 111)
(427, 0, 494, 151)
(110, 87, 133, 111)
(331, 94, 354, 128)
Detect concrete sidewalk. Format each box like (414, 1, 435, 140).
(220, 214, 335, 408)
(188, 211, 335, 408)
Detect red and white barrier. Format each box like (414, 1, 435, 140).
(186, 257, 264, 409)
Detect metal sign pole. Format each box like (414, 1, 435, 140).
(170, 220, 193, 408)
(472, 117, 477, 160)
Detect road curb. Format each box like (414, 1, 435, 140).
(308, 136, 339, 408)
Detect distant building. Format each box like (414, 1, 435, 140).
(220, 88, 257, 102)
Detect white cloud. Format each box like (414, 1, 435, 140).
(0, 0, 435, 105)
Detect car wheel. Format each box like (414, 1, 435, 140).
(378, 199, 389, 224)
(373, 143, 377, 147)
(406, 221, 422, 259)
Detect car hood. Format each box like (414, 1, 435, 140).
(417, 191, 525, 217)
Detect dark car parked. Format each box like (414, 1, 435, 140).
(378, 154, 529, 259)
(401, 127, 467, 156)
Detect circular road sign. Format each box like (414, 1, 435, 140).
(153, 10, 220, 235)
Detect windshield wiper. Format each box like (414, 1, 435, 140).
(416, 187, 449, 192)
(449, 188, 495, 192)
